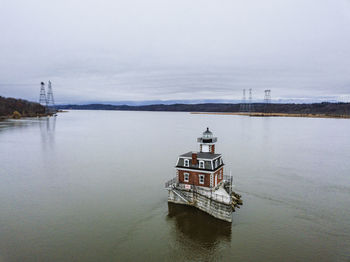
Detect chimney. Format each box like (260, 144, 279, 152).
(192, 152, 198, 165)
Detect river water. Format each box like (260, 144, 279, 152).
(0, 110, 349, 262)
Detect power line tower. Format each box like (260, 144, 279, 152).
(248, 88, 254, 112)
(39, 82, 48, 109)
(46, 80, 56, 112)
(264, 89, 271, 113)
(264, 90, 271, 104)
(239, 89, 248, 112)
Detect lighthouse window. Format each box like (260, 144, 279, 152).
(199, 161, 204, 169)
(199, 175, 205, 184)
(184, 159, 189, 167)
(184, 173, 189, 182)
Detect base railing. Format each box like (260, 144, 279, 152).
(165, 177, 177, 188)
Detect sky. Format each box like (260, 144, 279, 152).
(0, 0, 350, 104)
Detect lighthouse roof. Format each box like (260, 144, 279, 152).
(176, 151, 224, 171)
(198, 127, 217, 144)
(202, 127, 213, 139)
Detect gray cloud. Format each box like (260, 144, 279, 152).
(0, 0, 350, 103)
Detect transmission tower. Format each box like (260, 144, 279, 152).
(264, 89, 271, 113)
(239, 89, 248, 112)
(248, 88, 254, 112)
(39, 82, 48, 107)
(264, 90, 271, 104)
(46, 80, 56, 112)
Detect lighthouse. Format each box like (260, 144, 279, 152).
(165, 128, 242, 222)
(176, 128, 224, 188)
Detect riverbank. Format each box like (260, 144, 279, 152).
(0, 112, 56, 121)
(191, 112, 350, 119)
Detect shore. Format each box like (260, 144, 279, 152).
(0, 113, 56, 121)
(191, 112, 350, 119)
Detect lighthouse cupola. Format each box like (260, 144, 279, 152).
(197, 127, 217, 153)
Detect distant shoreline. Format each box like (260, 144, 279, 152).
(191, 112, 350, 119)
(56, 102, 350, 119)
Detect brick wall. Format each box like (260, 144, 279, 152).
(178, 170, 210, 187)
(214, 167, 224, 185)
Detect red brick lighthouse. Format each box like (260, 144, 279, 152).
(176, 128, 224, 189)
(165, 128, 242, 222)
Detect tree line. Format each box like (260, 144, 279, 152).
(0, 96, 45, 117)
(57, 102, 350, 116)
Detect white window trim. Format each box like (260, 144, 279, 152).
(199, 160, 204, 169)
(215, 159, 218, 168)
(199, 174, 205, 184)
(184, 172, 189, 182)
(184, 159, 189, 167)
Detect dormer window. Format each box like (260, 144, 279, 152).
(215, 159, 218, 168)
(199, 160, 204, 169)
(184, 159, 189, 167)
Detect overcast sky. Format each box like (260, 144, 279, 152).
(0, 0, 350, 104)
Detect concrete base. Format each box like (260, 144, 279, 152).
(167, 188, 233, 222)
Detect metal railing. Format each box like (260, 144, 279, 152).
(165, 177, 177, 188)
(165, 177, 232, 204)
(223, 175, 232, 183)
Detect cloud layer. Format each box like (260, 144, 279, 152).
(0, 0, 350, 103)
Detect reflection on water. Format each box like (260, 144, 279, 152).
(40, 116, 56, 150)
(167, 202, 231, 247)
(0, 118, 40, 132)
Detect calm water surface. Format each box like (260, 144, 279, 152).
(0, 111, 349, 261)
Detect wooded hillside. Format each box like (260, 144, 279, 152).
(0, 96, 45, 118)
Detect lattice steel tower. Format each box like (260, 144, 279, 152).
(248, 88, 254, 112)
(239, 89, 248, 112)
(264, 90, 271, 104)
(39, 82, 48, 107)
(46, 81, 55, 109)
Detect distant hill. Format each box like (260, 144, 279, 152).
(56, 102, 350, 116)
(0, 96, 46, 118)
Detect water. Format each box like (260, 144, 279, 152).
(0, 111, 349, 262)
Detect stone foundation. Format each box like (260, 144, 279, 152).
(167, 188, 233, 222)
